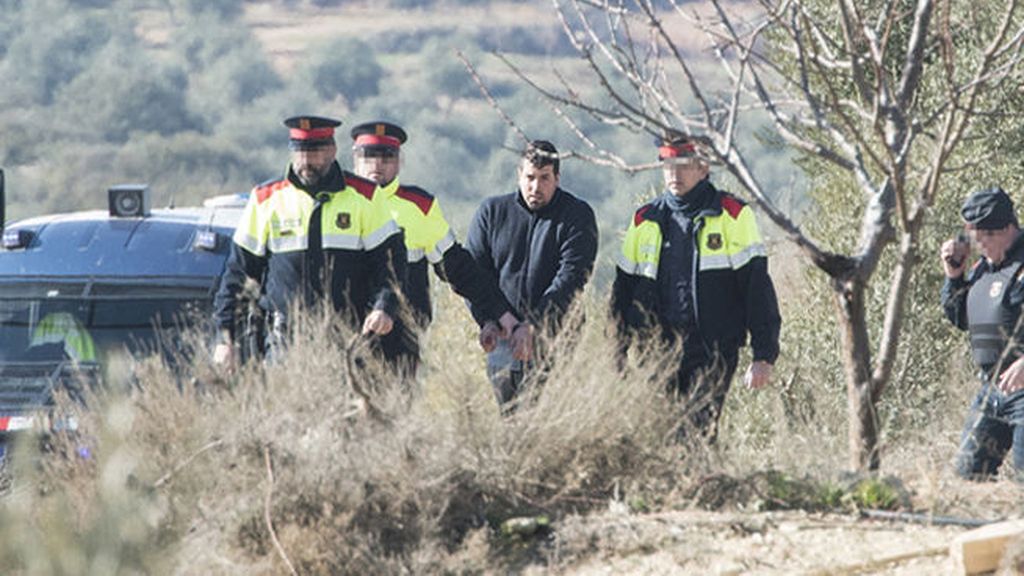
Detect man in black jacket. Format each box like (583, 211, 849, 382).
(941, 187, 1024, 480)
(466, 140, 598, 406)
(611, 133, 781, 439)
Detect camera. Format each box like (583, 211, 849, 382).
(945, 231, 969, 268)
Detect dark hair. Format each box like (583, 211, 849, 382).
(522, 140, 560, 175)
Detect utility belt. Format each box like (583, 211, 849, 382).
(978, 351, 1023, 383)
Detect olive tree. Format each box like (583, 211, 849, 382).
(474, 0, 1024, 470)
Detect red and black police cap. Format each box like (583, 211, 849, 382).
(284, 115, 341, 151)
(350, 121, 407, 157)
(657, 131, 711, 163)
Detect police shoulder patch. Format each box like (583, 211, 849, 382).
(720, 193, 746, 219)
(254, 179, 288, 204)
(633, 203, 656, 226)
(344, 172, 377, 200)
(396, 185, 435, 215)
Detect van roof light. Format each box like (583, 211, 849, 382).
(108, 184, 151, 218)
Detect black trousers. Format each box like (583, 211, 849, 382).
(667, 344, 739, 440)
(374, 318, 421, 381)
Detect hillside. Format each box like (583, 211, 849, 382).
(0, 1, 1021, 574)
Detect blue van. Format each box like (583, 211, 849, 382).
(0, 170, 244, 442)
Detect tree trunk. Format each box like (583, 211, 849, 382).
(833, 277, 881, 471)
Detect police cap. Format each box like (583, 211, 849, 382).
(351, 121, 407, 158)
(284, 115, 341, 151)
(961, 187, 1018, 230)
(657, 131, 711, 163)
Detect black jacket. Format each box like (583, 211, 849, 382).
(465, 188, 598, 329)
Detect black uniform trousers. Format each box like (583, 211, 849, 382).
(664, 330, 739, 441)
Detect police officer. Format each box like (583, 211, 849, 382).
(348, 121, 518, 374)
(213, 115, 405, 367)
(941, 187, 1024, 480)
(610, 132, 781, 439)
(31, 311, 96, 363)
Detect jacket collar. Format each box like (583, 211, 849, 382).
(379, 177, 401, 198)
(653, 179, 721, 222)
(516, 187, 564, 216)
(286, 161, 345, 195)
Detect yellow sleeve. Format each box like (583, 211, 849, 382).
(232, 191, 267, 256)
(617, 214, 662, 280)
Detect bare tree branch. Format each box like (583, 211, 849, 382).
(455, 49, 530, 146)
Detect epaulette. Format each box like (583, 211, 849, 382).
(395, 185, 436, 216)
(344, 172, 378, 201)
(254, 179, 288, 204)
(633, 203, 656, 226)
(720, 193, 746, 219)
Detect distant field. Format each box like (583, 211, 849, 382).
(133, 1, 758, 71)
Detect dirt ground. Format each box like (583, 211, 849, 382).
(536, 509, 980, 575)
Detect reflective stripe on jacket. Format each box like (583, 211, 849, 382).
(376, 179, 511, 327)
(611, 186, 780, 363)
(233, 172, 398, 257)
(213, 163, 405, 337)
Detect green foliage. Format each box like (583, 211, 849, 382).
(171, 20, 283, 122)
(417, 36, 482, 100)
(113, 132, 263, 205)
(168, 0, 243, 19)
(53, 41, 198, 143)
(843, 478, 901, 510)
(301, 38, 384, 104)
(0, 4, 116, 106)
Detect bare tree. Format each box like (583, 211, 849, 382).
(468, 0, 1024, 470)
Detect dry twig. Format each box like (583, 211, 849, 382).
(153, 438, 225, 489)
(263, 444, 298, 576)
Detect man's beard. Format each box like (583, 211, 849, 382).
(296, 164, 328, 187)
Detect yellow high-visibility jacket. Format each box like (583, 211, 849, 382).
(611, 185, 780, 362)
(213, 163, 405, 336)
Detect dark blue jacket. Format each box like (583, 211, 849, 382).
(941, 233, 1024, 375)
(465, 188, 598, 329)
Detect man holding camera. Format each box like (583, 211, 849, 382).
(941, 187, 1024, 481)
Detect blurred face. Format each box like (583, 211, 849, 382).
(291, 143, 337, 187)
(352, 149, 400, 186)
(969, 223, 1020, 265)
(518, 161, 559, 210)
(662, 158, 709, 197)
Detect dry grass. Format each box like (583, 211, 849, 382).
(0, 289, 691, 573)
(0, 285, 1018, 574)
